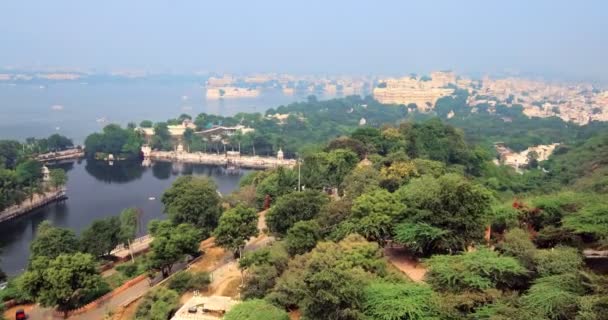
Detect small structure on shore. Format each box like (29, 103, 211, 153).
(277, 148, 284, 160)
(42, 166, 51, 182)
(171, 295, 238, 320)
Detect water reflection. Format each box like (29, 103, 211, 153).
(85, 159, 146, 183)
(0, 159, 254, 276)
(152, 161, 172, 180)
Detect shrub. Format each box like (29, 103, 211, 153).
(533, 246, 583, 277)
(167, 271, 210, 293)
(426, 249, 527, 292)
(135, 287, 179, 320)
(224, 299, 289, 320)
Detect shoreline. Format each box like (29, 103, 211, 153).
(144, 151, 296, 169)
(36, 149, 85, 162)
(0, 189, 67, 224)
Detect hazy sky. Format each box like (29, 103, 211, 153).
(1, 0, 606, 80)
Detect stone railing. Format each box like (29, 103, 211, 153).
(0, 189, 67, 223)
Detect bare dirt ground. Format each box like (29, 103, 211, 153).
(289, 310, 302, 320)
(3, 304, 35, 319)
(384, 247, 427, 282)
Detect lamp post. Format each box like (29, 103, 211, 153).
(298, 156, 301, 192)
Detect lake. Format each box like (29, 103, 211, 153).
(0, 158, 254, 276)
(0, 82, 306, 144)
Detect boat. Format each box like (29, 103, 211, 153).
(148, 197, 156, 201)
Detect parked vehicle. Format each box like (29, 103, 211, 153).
(15, 309, 27, 320)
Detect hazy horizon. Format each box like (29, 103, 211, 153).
(1, 0, 607, 82)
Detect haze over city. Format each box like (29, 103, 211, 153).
(1, 0, 607, 81)
(2, 1, 608, 320)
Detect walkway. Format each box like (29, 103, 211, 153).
(110, 235, 153, 260)
(384, 247, 427, 282)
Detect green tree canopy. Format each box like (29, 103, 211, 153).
(224, 299, 289, 320)
(363, 280, 440, 320)
(48, 168, 67, 189)
(425, 249, 527, 293)
(213, 205, 259, 258)
(79, 216, 122, 258)
(285, 220, 321, 256)
(135, 287, 179, 320)
(21, 252, 104, 316)
(269, 235, 385, 319)
(266, 190, 328, 235)
(161, 176, 222, 237)
(148, 220, 201, 277)
(30, 221, 79, 261)
(396, 174, 493, 253)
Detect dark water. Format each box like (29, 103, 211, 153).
(0, 82, 305, 144)
(0, 159, 253, 276)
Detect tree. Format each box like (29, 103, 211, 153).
(562, 203, 608, 240)
(224, 299, 289, 320)
(285, 220, 321, 256)
(425, 249, 527, 293)
(213, 205, 259, 258)
(340, 165, 381, 200)
(148, 220, 201, 277)
(161, 176, 222, 237)
(139, 120, 153, 128)
(396, 174, 492, 253)
(135, 287, 179, 320)
(151, 122, 172, 151)
(30, 221, 79, 260)
(394, 222, 449, 256)
(497, 228, 537, 270)
(46, 134, 73, 151)
(533, 246, 583, 277)
(351, 189, 406, 243)
(15, 159, 42, 186)
(269, 235, 384, 319)
(48, 168, 67, 189)
(21, 253, 104, 317)
(363, 281, 439, 320)
(239, 242, 289, 299)
(119, 208, 139, 246)
(254, 167, 298, 209)
(266, 190, 328, 235)
(79, 216, 122, 258)
(520, 273, 586, 320)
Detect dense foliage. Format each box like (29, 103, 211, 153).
(161, 176, 222, 237)
(84, 124, 143, 159)
(0, 137, 69, 211)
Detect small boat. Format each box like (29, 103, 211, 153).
(148, 197, 156, 201)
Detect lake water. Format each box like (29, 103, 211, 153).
(0, 159, 254, 276)
(0, 81, 337, 276)
(0, 82, 305, 144)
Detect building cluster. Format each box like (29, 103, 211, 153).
(372, 71, 608, 125)
(205, 73, 373, 99)
(494, 142, 560, 171)
(470, 77, 608, 125)
(137, 120, 254, 143)
(372, 71, 462, 111)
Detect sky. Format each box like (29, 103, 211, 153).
(1, 0, 607, 81)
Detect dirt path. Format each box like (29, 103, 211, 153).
(384, 247, 427, 282)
